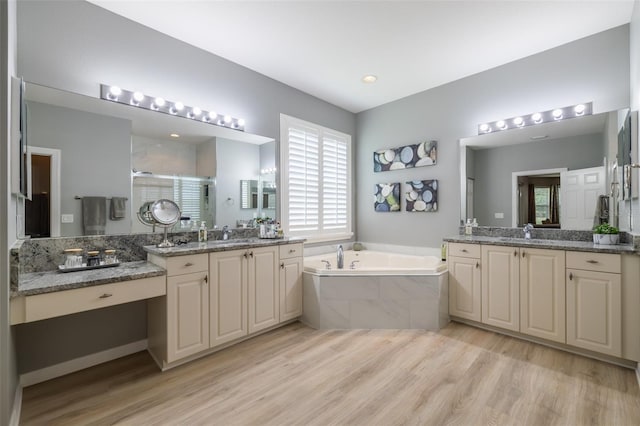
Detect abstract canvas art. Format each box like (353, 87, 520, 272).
(374, 183, 401, 212)
(374, 140, 437, 172)
(405, 180, 438, 212)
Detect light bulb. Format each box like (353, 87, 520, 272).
(174, 102, 184, 111)
(209, 111, 217, 119)
(109, 86, 122, 97)
(513, 117, 524, 127)
(224, 115, 232, 124)
(552, 109, 563, 120)
(574, 104, 586, 116)
(154, 97, 165, 108)
(133, 92, 144, 102)
(496, 120, 507, 130)
(238, 118, 245, 127)
(531, 112, 543, 124)
(192, 107, 201, 116)
(479, 123, 491, 133)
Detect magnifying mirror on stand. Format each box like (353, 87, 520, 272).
(137, 199, 182, 247)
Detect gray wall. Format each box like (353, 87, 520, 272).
(15, 0, 356, 375)
(356, 25, 630, 248)
(28, 101, 132, 236)
(472, 133, 605, 227)
(1, 0, 19, 423)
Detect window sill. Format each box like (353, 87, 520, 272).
(293, 232, 354, 245)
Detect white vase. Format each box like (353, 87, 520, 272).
(593, 234, 619, 245)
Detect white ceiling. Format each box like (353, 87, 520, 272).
(88, 0, 635, 113)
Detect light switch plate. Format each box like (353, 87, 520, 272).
(61, 214, 74, 223)
(494, 212, 504, 219)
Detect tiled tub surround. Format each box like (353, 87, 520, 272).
(302, 255, 449, 330)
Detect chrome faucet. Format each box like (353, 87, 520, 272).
(222, 225, 232, 240)
(321, 260, 331, 270)
(337, 244, 344, 269)
(524, 223, 534, 240)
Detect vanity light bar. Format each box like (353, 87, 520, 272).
(477, 102, 592, 135)
(100, 85, 246, 132)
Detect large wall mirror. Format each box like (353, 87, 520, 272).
(460, 108, 633, 231)
(23, 82, 276, 238)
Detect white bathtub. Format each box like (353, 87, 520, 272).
(304, 250, 447, 275)
(303, 250, 449, 330)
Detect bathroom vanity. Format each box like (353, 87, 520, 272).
(445, 231, 640, 364)
(145, 238, 304, 370)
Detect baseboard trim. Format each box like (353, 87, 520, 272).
(8, 384, 22, 426)
(20, 339, 148, 387)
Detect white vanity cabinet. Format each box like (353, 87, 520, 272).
(148, 253, 209, 364)
(481, 245, 519, 331)
(566, 251, 622, 357)
(519, 248, 566, 343)
(447, 243, 482, 321)
(279, 243, 304, 322)
(209, 245, 281, 347)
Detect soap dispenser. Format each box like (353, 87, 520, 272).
(198, 221, 208, 242)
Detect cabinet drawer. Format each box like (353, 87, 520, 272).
(165, 254, 208, 276)
(448, 243, 480, 259)
(23, 276, 166, 323)
(279, 243, 303, 259)
(566, 251, 620, 274)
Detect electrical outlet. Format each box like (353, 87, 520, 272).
(61, 214, 74, 223)
(494, 212, 504, 219)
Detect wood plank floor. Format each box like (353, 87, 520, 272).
(20, 322, 640, 425)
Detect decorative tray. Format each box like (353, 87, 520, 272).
(58, 262, 120, 273)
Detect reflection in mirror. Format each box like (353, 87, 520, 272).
(460, 108, 631, 231)
(23, 82, 275, 238)
(240, 180, 259, 209)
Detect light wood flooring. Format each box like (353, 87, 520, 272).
(20, 321, 640, 425)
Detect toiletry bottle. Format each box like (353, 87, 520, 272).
(465, 219, 473, 236)
(198, 221, 207, 242)
(472, 218, 478, 227)
(441, 243, 447, 261)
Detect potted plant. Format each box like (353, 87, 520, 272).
(592, 223, 620, 245)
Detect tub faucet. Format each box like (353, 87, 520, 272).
(349, 260, 360, 270)
(524, 223, 534, 240)
(222, 225, 232, 240)
(337, 244, 344, 269)
(321, 260, 331, 270)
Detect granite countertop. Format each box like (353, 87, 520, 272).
(444, 235, 637, 254)
(12, 261, 167, 298)
(144, 237, 305, 257)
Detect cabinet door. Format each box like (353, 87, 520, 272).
(248, 246, 280, 333)
(520, 248, 566, 343)
(448, 256, 481, 321)
(280, 256, 303, 322)
(167, 271, 209, 363)
(210, 249, 248, 347)
(481, 245, 519, 331)
(567, 268, 622, 357)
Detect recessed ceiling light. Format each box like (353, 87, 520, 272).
(362, 75, 377, 84)
(170, 133, 180, 138)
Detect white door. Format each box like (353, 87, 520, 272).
(560, 166, 605, 230)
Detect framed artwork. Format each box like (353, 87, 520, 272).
(374, 183, 400, 212)
(374, 140, 437, 172)
(405, 180, 438, 212)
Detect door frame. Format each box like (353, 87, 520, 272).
(511, 168, 567, 228)
(27, 146, 61, 237)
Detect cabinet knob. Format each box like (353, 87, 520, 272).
(280, 263, 285, 269)
(249, 251, 254, 258)
(569, 272, 573, 280)
(184, 262, 194, 267)
(289, 249, 295, 253)
(586, 260, 599, 264)
(513, 250, 517, 257)
(99, 293, 112, 299)
(475, 262, 479, 269)
(243, 252, 248, 259)
(521, 252, 525, 258)
(461, 249, 468, 253)
(204, 275, 208, 284)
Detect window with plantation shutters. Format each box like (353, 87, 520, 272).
(280, 114, 352, 241)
